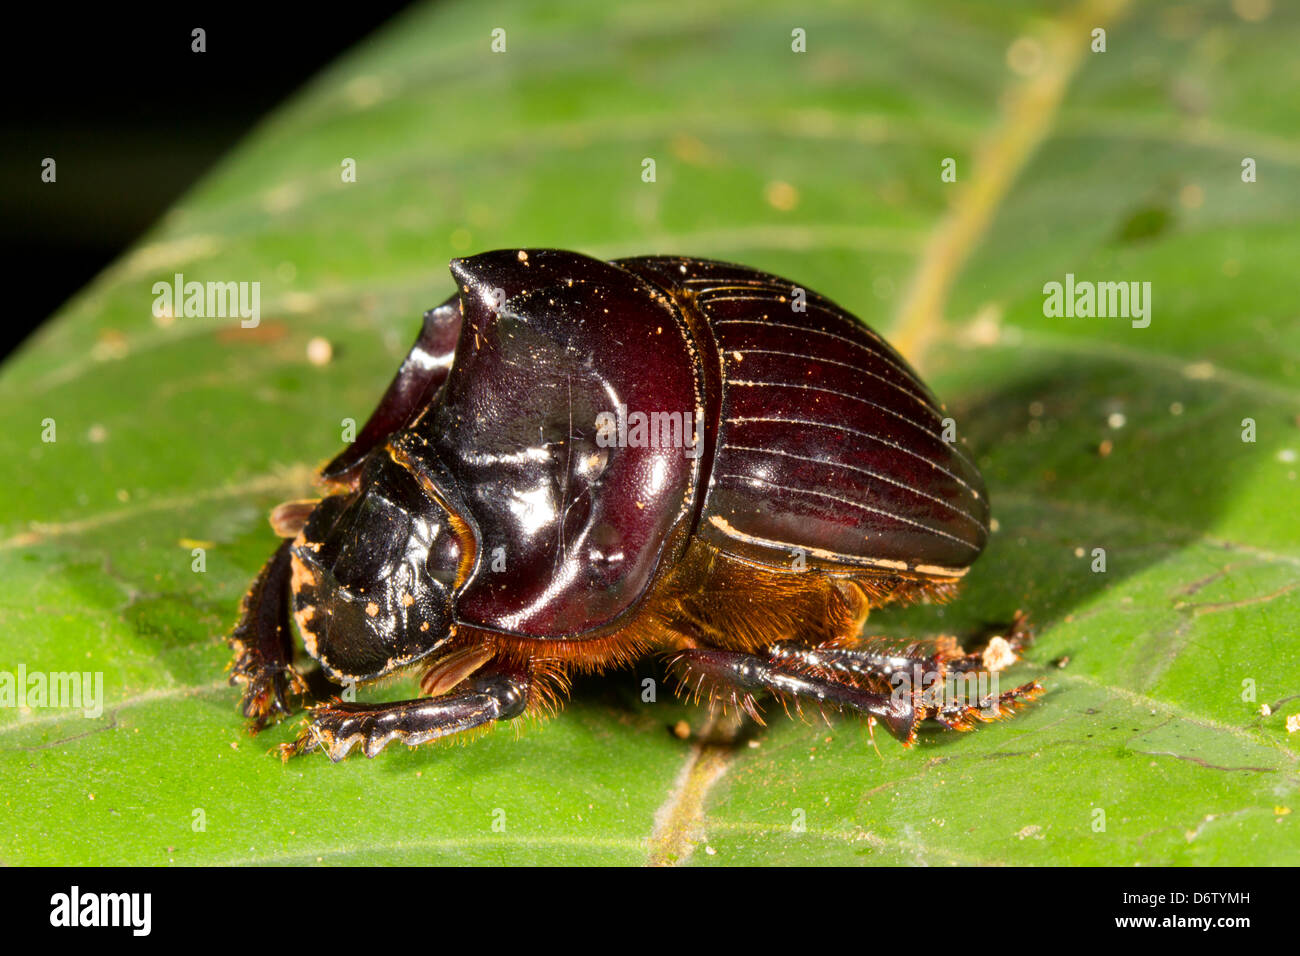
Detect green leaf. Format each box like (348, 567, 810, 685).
(3, 0, 1298, 865)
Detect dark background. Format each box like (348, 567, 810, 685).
(0, 4, 413, 363)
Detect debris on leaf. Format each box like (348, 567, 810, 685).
(983, 636, 1016, 672)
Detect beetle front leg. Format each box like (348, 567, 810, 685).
(228, 540, 307, 730)
(282, 668, 530, 761)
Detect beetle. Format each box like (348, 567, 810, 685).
(227, 248, 1041, 760)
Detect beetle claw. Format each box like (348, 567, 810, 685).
(231, 657, 306, 732)
(279, 723, 326, 762)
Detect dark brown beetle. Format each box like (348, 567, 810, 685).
(228, 249, 1040, 760)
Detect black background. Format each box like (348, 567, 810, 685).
(1, 867, 1276, 935)
(1, 3, 413, 363)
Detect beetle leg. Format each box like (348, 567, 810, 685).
(281, 668, 530, 761)
(766, 611, 1041, 736)
(769, 610, 1033, 683)
(670, 648, 921, 743)
(921, 680, 1043, 732)
(228, 540, 308, 730)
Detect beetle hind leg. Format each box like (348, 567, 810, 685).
(282, 667, 530, 761)
(670, 648, 920, 742)
(228, 540, 308, 730)
(670, 612, 1040, 745)
(772, 610, 1032, 683)
(768, 610, 1041, 738)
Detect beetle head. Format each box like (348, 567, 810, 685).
(289, 453, 468, 683)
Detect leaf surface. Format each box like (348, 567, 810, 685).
(2, 0, 1298, 865)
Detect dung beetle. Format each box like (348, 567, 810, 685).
(228, 249, 1040, 760)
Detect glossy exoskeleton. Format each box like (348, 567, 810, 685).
(228, 249, 1040, 760)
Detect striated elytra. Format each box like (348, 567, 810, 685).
(228, 249, 1040, 760)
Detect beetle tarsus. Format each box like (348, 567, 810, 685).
(227, 540, 306, 731)
(282, 669, 530, 761)
(231, 659, 305, 730)
(927, 680, 1044, 732)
